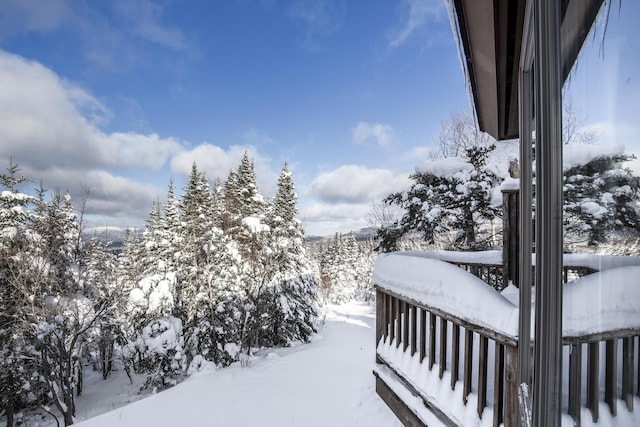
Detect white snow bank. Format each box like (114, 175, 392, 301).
(374, 253, 518, 338)
(563, 266, 640, 337)
(397, 249, 503, 265)
(500, 177, 519, 191)
(397, 249, 640, 272)
(416, 157, 473, 177)
(562, 253, 640, 271)
(74, 302, 401, 427)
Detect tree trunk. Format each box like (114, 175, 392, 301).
(5, 404, 14, 427)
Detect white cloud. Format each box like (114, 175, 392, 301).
(387, 0, 444, 48)
(0, 0, 70, 37)
(352, 122, 396, 147)
(309, 165, 410, 203)
(114, 0, 192, 53)
(288, 0, 346, 51)
(97, 132, 183, 170)
(0, 50, 183, 228)
(0, 1, 195, 71)
(300, 202, 371, 236)
(0, 50, 181, 171)
(243, 128, 274, 146)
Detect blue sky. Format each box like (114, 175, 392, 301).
(0, 0, 638, 236)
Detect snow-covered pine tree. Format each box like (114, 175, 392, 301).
(563, 148, 640, 246)
(178, 164, 243, 368)
(222, 168, 240, 233)
(0, 163, 44, 426)
(323, 233, 359, 303)
(129, 201, 177, 324)
(346, 233, 376, 300)
(178, 163, 215, 322)
(160, 180, 182, 271)
(211, 177, 226, 230)
(259, 164, 318, 346)
(83, 235, 126, 380)
(127, 189, 186, 391)
(118, 228, 144, 306)
(217, 154, 272, 354)
(377, 145, 501, 252)
(236, 152, 264, 219)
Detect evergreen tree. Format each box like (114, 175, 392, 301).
(258, 165, 318, 346)
(160, 180, 182, 270)
(377, 145, 501, 252)
(236, 152, 264, 219)
(125, 189, 188, 389)
(129, 202, 177, 324)
(211, 177, 226, 230)
(563, 151, 640, 245)
(177, 164, 244, 367)
(83, 236, 126, 380)
(0, 163, 43, 426)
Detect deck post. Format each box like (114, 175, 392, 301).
(532, 0, 564, 425)
(504, 345, 520, 427)
(502, 189, 520, 289)
(518, 63, 534, 396)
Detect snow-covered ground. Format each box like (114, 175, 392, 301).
(71, 302, 401, 427)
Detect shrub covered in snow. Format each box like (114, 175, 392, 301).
(128, 317, 186, 391)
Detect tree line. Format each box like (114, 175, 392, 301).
(0, 153, 319, 426)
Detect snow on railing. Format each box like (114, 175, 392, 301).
(373, 252, 640, 427)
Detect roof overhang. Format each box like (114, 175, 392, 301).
(450, 0, 604, 141)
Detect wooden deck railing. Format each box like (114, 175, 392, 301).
(374, 254, 640, 427)
(564, 331, 640, 424)
(374, 286, 519, 426)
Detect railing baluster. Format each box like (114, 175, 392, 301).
(376, 290, 385, 347)
(568, 343, 582, 426)
(478, 335, 488, 419)
(402, 301, 409, 352)
(419, 308, 427, 363)
(410, 305, 417, 356)
(493, 343, 505, 427)
(439, 319, 448, 379)
(429, 313, 436, 370)
(395, 297, 401, 348)
(385, 294, 393, 343)
(622, 337, 634, 412)
(605, 339, 618, 416)
(463, 329, 473, 404)
(389, 295, 395, 345)
(587, 342, 599, 422)
(451, 324, 460, 390)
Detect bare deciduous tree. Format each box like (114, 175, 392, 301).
(563, 96, 599, 145)
(429, 111, 494, 160)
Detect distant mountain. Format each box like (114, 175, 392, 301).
(306, 227, 377, 242)
(81, 227, 142, 255)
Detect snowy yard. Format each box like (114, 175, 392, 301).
(70, 302, 401, 427)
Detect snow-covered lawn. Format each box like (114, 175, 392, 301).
(73, 302, 401, 427)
